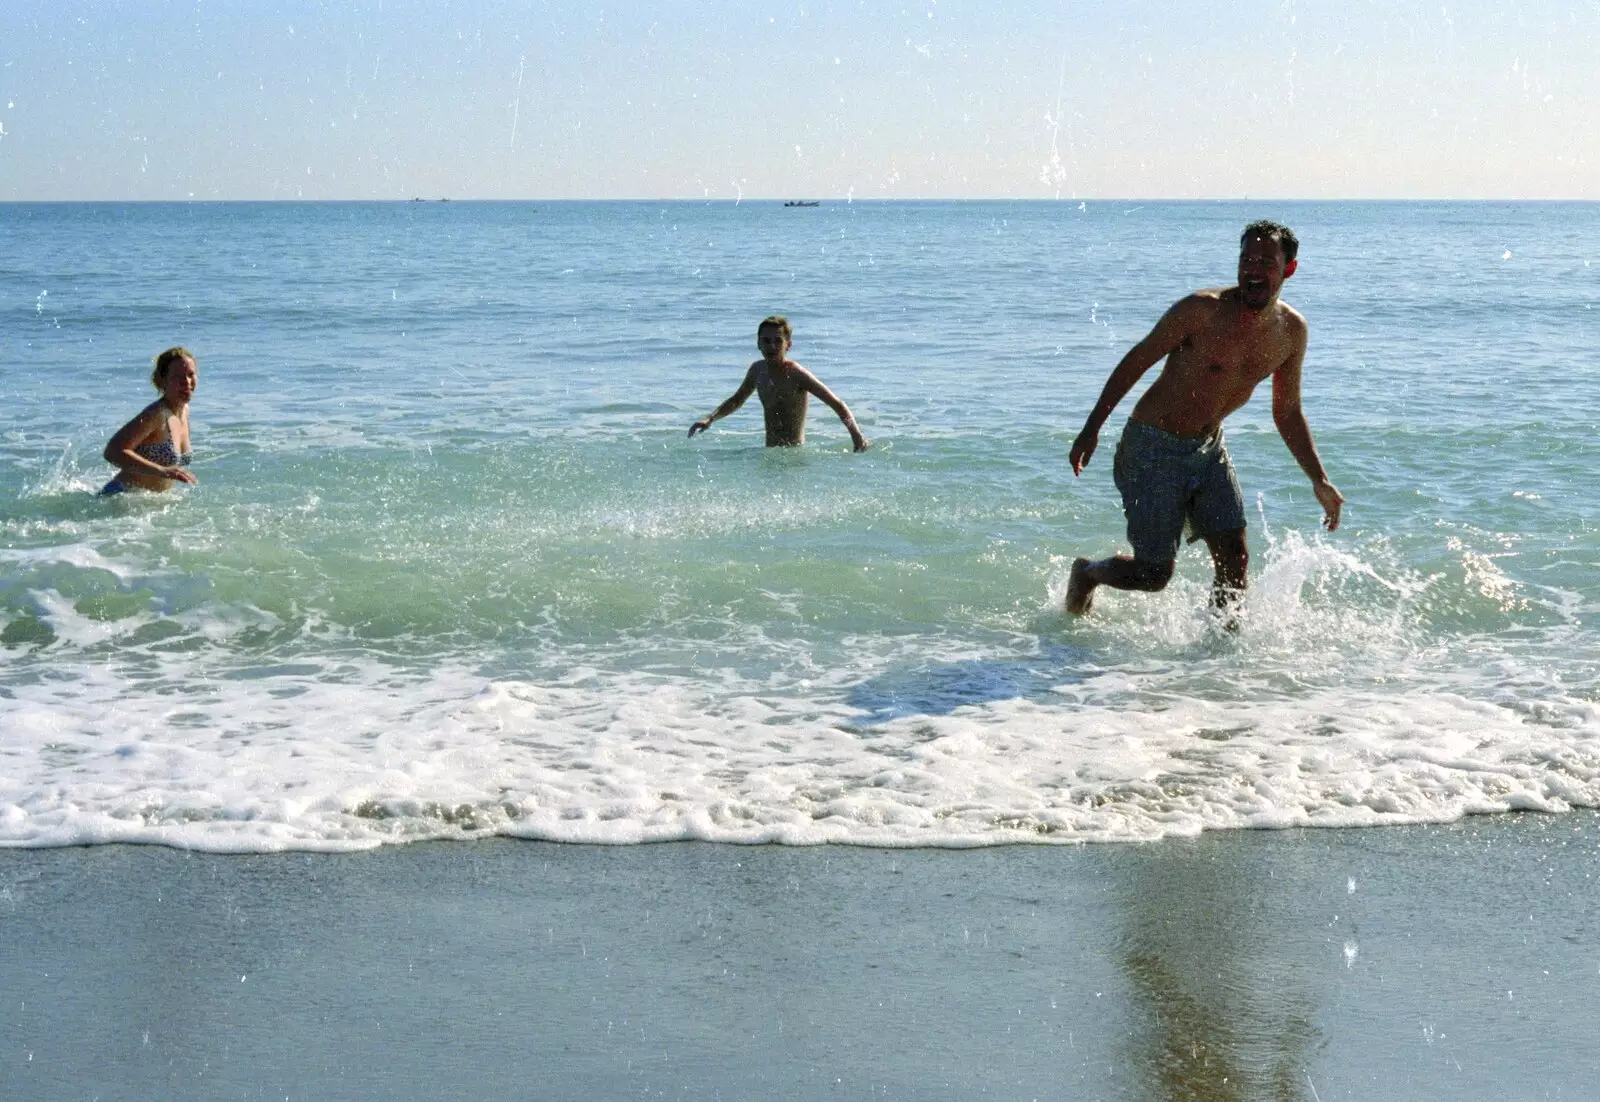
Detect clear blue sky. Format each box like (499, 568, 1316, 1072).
(2, 0, 1595, 200)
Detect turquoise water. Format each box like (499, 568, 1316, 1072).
(2, 200, 1597, 850)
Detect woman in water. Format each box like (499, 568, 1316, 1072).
(100, 346, 199, 495)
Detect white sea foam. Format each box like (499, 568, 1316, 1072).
(2, 598, 1595, 852)
(1, 542, 141, 580)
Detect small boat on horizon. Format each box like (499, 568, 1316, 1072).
(783, 200, 821, 207)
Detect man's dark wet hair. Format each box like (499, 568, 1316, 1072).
(758, 315, 793, 341)
(1241, 220, 1298, 263)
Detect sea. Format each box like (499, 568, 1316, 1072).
(2, 200, 1596, 853)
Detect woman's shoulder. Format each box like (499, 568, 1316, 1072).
(125, 399, 173, 435)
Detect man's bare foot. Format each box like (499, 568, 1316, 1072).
(1210, 588, 1243, 634)
(1065, 557, 1096, 615)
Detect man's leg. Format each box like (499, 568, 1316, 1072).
(1072, 421, 1184, 615)
(1201, 528, 1248, 613)
(1066, 556, 1174, 615)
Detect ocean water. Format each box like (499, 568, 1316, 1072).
(1, 200, 1596, 852)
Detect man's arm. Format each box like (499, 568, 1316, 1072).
(800, 371, 869, 452)
(1069, 296, 1200, 475)
(1269, 332, 1343, 531)
(688, 365, 758, 437)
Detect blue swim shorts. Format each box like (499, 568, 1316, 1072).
(1112, 419, 1246, 563)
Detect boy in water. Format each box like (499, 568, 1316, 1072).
(688, 316, 869, 451)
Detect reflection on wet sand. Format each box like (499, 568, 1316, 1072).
(1117, 839, 1324, 1101)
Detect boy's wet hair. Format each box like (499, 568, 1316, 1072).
(757, 315, 792, 342)
(1241, 220, 1298, 263)
(151, 346, 195, 390)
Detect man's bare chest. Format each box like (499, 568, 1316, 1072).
(1169, 328, 1286, 386)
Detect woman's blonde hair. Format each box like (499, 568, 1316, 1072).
(151, 346, 195, 390)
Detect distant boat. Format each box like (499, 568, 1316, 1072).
(783, 200, 820, 207)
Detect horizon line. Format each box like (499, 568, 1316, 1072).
(4, 195, 1598, 205)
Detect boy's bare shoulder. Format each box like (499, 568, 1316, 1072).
(757, 358, 815, 384)
(783, 358, 828, 382)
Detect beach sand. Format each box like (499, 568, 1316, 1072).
(5, 814, 1598, 1099)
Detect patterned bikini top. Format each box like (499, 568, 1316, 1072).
(133, 440, 193, 467)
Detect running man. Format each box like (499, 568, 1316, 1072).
(1065, 221, 1343, 617)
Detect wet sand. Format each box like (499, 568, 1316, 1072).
(4, 814, 1599, 1099)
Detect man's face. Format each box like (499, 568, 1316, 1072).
(756, 326, 790, 360)
(1237, 235, 1295, 310)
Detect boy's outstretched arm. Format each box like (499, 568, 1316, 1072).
(689, 365, 757, 437)
(803, 372, 869, 451)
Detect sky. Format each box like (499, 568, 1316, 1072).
(1, 0, 1596, 200)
